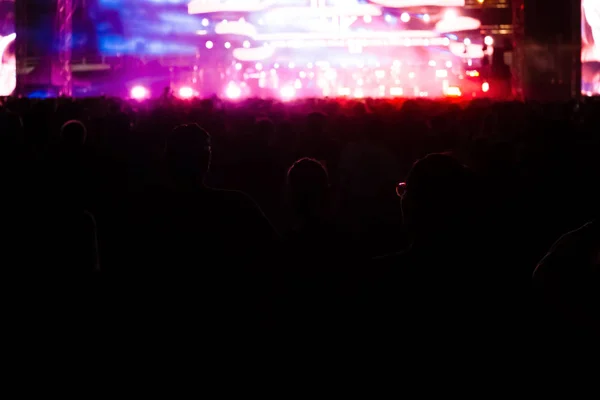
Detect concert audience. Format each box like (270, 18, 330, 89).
(0, 95, 599, 349)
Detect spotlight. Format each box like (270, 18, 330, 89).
(294, 79, 302, 89)
(446, 60, 453, 68)
(436, 70, 448, 78)
(390, 87, 403, 96)
(482, 82, 490, 93)
(130, 86, 149, 100)
(224, 42, 231, 49)
(226, 83, 241, 100)
(202, 18, 209, 27)
(442, 37, 450, 46)
(385, 15, 392, 23)
(280, 86, 296, 100)
(206, 41, 213, 49)
(464, 38, 471, 46)
(401, 13, 410, 23)
(235, 63, 242, 71)
(354, 88, 364, 98)
(484, 36, 494, 46)
(178, 87, 194, 99)
(363, 15, 372, 23)
(243, 40, 251, 48)
(428, 60, 437, 67)
(408, 72, 416, 79)
(423, 14, 430, 23)
(255, 62, 263, 70)
(274, 63, 280, 69)
(288, 62, 295, 68)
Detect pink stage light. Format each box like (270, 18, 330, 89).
(226, 83, 242, 99)
(131, 86, 149, 100)
(178, 86, 194, 99)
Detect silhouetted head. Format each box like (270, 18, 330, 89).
(60, 120, 87, 148)
(165, 123, 211, 186)
(287, 158, 330, 220)
(401, 153, 475, 243)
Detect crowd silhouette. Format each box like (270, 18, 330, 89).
(1, 94, 598, 365)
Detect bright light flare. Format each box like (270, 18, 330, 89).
(446, 61, 453, 68)
(482, 82, 490, 92)
(466, 70, 480, 77)
(423, 14, 430, 23)
(390, 87, 403, 96)
(484, 36, 494, 46)
(130, 86, 149, 100)
(178, 86, 194, 99)
(280, 86, 296, 100)
(224, 42, 231, 49)
(363, 15, 372, 23)
(401, 13, 411, 23)
(205, 41, 213, 49)
(446, 86, 462, 97)
(436, 70, 448, 78)
(226, 83, 242, 99)
(464, 38, 471, 46)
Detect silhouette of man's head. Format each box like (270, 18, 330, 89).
(287, 158, 330, 219)
(60, 120, 87, 148)
(401, 153, 475, 241)
(165, 123, 211, 186)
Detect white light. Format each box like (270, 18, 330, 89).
(294, 79, 302, 89)
(260, 71, 266, 78)
(446, 61, 453, 68)
(226, 83, 241, 100)
(280, 86, 296, 100)
(428, 60, 437, 67)
(239, 17, 245, 23)
(258, 19, 264, 25)
(222, 19, 228, 24)
(442, 37, 450, 46)
(308, 72, 315, 79)
(401, 13, 410, 23)
(390, 87, 403, 96)
(325, 69, 337, 80)
(444, 10, 458, 21)
(274, 63, 280, 69)
(338, 87, 351, 96)
(419, 92, 428, 97)
(357, 78, 364, 86)
(307, 63, 313, 69)
(205, 41, 213, 49)
(484, 36, 494, 46)
(482, 82, 490, 92)
(436, 70, 448, 78)
(299, 71, 307, 79)
(375, 70, 385, 79)
(385, 15, 392, 23)
(408, 72, 416, 79)
(468, 59, 473, 66)
(224, 42, 231, 49)
(363, 15, 372, 23)
(178, 87, 194, 99)
(354, 89, 364, 98)
(393, 60, 401, 67)
(404, 38, 411, 46)
(255, 62, 263, 70)
(464, 38, 471, 46)
(423, 14, 430, 23)
(243, 40, 251, 48)
(202, 18, 209, 27)
(288, 62, 295, 68)
(130, 86, 149, 100)
(235, 63, 242, 71)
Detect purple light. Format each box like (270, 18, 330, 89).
(131, 86, 149, 100)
